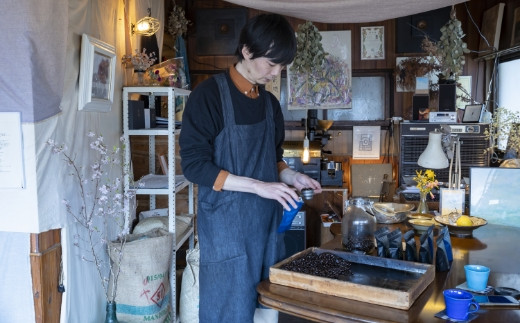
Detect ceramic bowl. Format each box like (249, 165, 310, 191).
(408, 213, 433, 221)
(408, 218, 439, 235)
(434, 215, 487, 238)
(372, 203, 415, 224)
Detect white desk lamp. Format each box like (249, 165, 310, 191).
(417, 130, 449, 169)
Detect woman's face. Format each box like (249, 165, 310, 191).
(240, 47, 284, 85)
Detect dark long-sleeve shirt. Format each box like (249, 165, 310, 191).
(179, 71, 285, 188)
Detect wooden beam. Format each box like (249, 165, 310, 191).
(30, 229, 62, 323)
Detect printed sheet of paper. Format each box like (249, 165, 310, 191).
(0, 112, 25, 188)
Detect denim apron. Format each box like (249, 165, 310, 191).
(197, 73, 283, 322)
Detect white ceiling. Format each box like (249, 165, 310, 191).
(224, 0, 467, 23)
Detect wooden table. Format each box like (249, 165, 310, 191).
(258, 223, 520, 322)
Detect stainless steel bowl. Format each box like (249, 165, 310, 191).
(371, 202, 415, 224)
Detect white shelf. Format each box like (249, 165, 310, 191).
(122, 86, 193, 321)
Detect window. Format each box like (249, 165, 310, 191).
(498, 59, 520, 114)
(280, 71, 391, 124)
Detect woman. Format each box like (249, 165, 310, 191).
(180, 13, 322, 322)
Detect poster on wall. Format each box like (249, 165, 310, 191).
(361, 26, 385, 60)
(0, 112, 25, 189)
(352, 126, 381, 159)
(288, 30, 352, 110)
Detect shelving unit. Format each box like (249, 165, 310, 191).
(122, 86, 194, 320)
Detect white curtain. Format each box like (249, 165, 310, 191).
(0, 0, 67, 122)
(224, 0, 467, 23)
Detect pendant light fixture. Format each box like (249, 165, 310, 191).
(132, 8, 160, 36)
(302, 119, 310, 164)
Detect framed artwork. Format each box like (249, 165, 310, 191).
(265, 73, 281, 101)
(470, 167, 520, 227)
(78, 34, 116, 112)
(395, 57, 439, 92)
(456, 76, 472, 111)
(361, 26, 384, 60)
(511, 7, 520, 47)
(352, 126, 381, 159)
(440, 188, 465, 216)
(288, 30, 352, 110)
(415, 76, 429, 94)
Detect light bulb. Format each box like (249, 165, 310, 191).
(137, 21, 151, 32)
(302, 137, 310, 164)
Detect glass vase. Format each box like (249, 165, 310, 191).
(134, 70, 145, 86)
(105, 301, 119, 323)
(417, 191, 429, 214)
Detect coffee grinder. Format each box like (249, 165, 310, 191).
(306, 109, 343, 186)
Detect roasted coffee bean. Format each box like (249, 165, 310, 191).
(280, 252, 353, 279)
(342, 237, 375, 253)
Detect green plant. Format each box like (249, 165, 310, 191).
(484, 107, 520, 156)
(291, 21, 327, 75)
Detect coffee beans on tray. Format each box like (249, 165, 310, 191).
(280, 251, 353, 279)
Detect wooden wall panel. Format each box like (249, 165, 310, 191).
(30, 229, 62, 323)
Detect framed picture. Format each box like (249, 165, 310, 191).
(78, 34, 116, 112)
(352, 126, 381, 159)
(470, 167, 520, 227)
(395, 57, 439, 92)
(440, 188, 465, 216)
(288, 31, 352, 110)
(456, 76, 472, 111)
(361, 26, 384, 60)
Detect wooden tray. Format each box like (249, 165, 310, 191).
(269, 247, 435, 310)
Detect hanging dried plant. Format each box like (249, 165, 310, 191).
(291, 21, 327, 75)
(422, 7, 470, 79)
(167, 1, 190, 41)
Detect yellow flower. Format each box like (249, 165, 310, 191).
(413, 169, 439, 195)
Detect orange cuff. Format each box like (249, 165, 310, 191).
(213, 170, 230, 191)
(277, 161, 289, 174)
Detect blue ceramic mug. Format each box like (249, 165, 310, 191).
(465, 264, 490, 291)
(443, 289, 480, 320)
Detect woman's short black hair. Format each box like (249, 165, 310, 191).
(235, 14, 296, 66)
